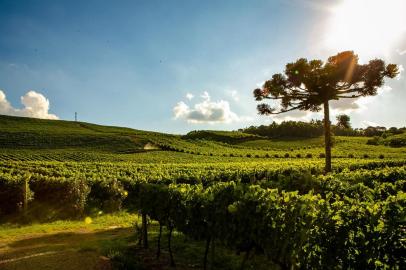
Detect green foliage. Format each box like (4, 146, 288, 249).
(183, 130, 261, 143)
(29, 176, 90, 219)
(367, 136, 382, 145)
(253, 51, 399, 115)
(1, 114, 406, 268)
(240, 120, 324, 138)
(87, 178, 128, 213)
(385, 137, 406, 147)
(132, 171, 405, 269)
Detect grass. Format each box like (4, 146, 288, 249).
(0, 212, 137, 241)
(1, 114, 405, 163)
(0, 212, 276, 270)
(0, 212, 138, 270)
(1, 114, 405, 269)
(106, 221, 276, 270)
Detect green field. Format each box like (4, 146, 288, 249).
(0, 115, 405, 269)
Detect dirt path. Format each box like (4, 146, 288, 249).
(0, 228, 132, 270)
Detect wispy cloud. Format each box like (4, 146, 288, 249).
(397, 49, 406, 55)
(186, 93, 194, 100)
(227, 90, 240, 101)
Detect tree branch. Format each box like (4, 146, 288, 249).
(336, 95, 362, 98)
(266, 105, 302, 115)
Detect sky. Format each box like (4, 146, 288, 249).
(0, 0, 405, 134)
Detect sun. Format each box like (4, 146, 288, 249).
(325, 0, 406, 58)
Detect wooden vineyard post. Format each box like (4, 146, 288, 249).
(142, 212, 148, 248)
(23, 174, 31, 218)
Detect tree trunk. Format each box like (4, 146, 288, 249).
(142, 212, 148, 249)
(203, 236, 211, 270)
(323, 100, 332, 173)
(210, 238, 215, 270)
(168, 226, 176, 267)
(156, 223, 162, 258)
(239, 248, 251, 270)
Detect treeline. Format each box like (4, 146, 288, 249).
(240, 120, 324, 138)
(183, 130, 259, 144)
(239, 121, 405, 138)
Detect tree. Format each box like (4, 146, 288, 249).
(336, 114, 351, 129)
(253, 51, 398, 173)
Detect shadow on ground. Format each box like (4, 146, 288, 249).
(0, 228, 132, 270)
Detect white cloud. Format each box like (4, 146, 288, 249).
(354, 86, 392, 111)
(186, 93, 194, 100)
(329, 86, 393, 115)
(272, 110, 319, 123)
(228, 90, 240, 101)
(256, 81, 265, 88)
(173, 91, 246, 124)
(200, 91, 210, 100)
(330, 98, 360, 112)
(396, 64, 404, 80)
(398, 49, 406, 55)
(0, 90, 58, 120)
(362, 120, 380, 127)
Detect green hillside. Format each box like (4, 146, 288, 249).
(183, 130, 262, 143)
(1, 115, 406, 270)
(0, 115, 158, 151)
(0, 114, 405, 163)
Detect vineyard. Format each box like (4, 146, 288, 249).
(0, 115, 405, 269)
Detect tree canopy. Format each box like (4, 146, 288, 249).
(253, 51, 398, 115)
(336, 114, 351, 129)
(253, 51, 399, 173)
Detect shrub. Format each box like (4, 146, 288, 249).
(296, 153, 302, 158)
(265, 153, 270, 158)
(255, 155, 260, 158)
(379, 154, 384, 159)
(0, 174, 34, 216)
(386, 138, 406, 147)
(348, 153, 355, 158)
(246, 154, 251, 158)
(366, 136, 380, 145)
(319, 153, 326, 158)
(30, 176, 90, 219)
(274, 154, 280, 158)
(87, 178, 127, 213)
(363, 154, 370, 158)
(284, 153, 290, 158)
(305, 153, 312, 158)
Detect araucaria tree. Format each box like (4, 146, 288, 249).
(253, 51, 398, 173)
(336, 114, 351, 129)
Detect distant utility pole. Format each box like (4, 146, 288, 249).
(75, 112, 77, 122)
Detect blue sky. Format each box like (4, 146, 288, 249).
(0, 0, 405, 133)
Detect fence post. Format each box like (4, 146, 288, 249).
(23, 174, 31, 216)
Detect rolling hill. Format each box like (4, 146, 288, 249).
(0, 114, 405, 163)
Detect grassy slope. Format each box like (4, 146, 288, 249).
(0, 115, 405, 269)
(0, 213, 137, 270)
(0, 213, 274, 270)
(0, 114, 405, 162)
(0, 114, 155, 151)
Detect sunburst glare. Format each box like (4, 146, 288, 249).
(325, 0, 406, 57)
